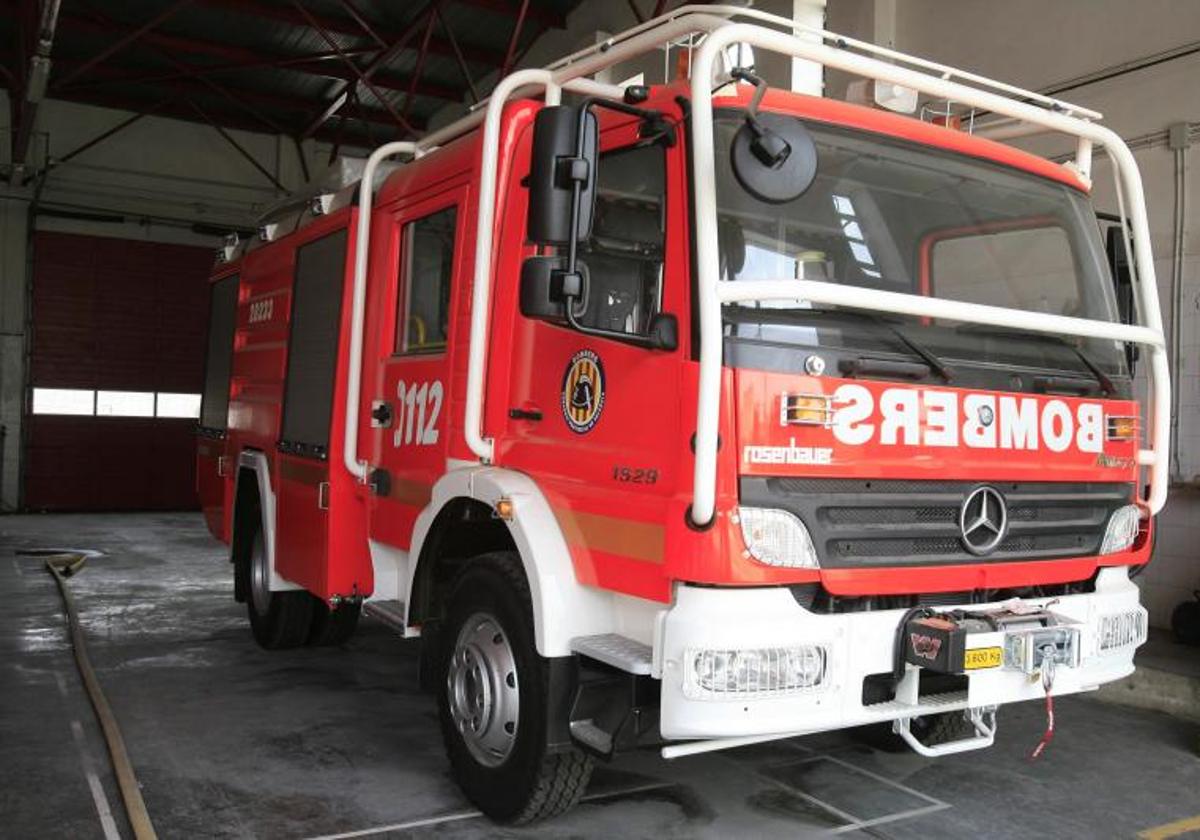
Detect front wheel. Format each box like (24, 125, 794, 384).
(437, 553, 593, 824)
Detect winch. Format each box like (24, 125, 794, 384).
(901, 604, 1082, 676)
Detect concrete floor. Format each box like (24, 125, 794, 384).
(2, 512, 1199, 840)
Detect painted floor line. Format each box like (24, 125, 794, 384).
(827, 802, 953, 835)
(70, 720, 122, 840)
(799, 748, 951, 809)
(1138, 814, 1200, 840)
(304, 782, 677, 839)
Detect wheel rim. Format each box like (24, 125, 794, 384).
(250, 531, 271, 616)
(447, 612, 519, 767)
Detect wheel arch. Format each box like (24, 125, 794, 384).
(406, 467, 617, 657)
(230, 449, 300, 594)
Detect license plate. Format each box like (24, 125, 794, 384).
(964, 647, 1003, 670)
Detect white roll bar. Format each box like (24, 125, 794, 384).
(344, 8, 1168, 525)
(689, 23, 1169, 522)
(343, 140, 418, 482)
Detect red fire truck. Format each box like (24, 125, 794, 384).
(197, 6, 1169, 824)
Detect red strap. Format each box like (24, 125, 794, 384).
(1029, 692, 1055, 760)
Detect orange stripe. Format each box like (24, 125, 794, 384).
(554, 508, 665, 565)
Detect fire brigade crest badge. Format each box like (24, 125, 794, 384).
(561, 349, 605, 434)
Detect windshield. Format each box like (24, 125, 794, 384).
(714, 110, 1130, 391)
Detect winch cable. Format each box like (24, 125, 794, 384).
(39, 550, 159, 840)
(1029, 644, 1059, 761)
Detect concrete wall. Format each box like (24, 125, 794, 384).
(885, 0, 1200, 627)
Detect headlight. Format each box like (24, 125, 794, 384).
(1100, 504, 1141, 555)
(736, 506, 819, 568)
(687, 646, 828, 698)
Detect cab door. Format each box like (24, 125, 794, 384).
(498, 115, 689, 602)
(368, 187, 467, 552)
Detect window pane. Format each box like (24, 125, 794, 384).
(578, 143, 666, 336)
(933, 226, 1078, 314)
(398, 207, 457, 353)
(96, 390, 155, 417)
(201, 274, 239, 430)
(157, 392, 202, 418)
(281, 229, 348, 453)
(32, 388, 94, 416)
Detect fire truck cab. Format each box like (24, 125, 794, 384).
(197, 6, 1169, 824)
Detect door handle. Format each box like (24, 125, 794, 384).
(370, 400, 393, 428)
(508, 407, 543, 422)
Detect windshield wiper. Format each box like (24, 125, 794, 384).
(810, 309, 955, 382)
(955, 325, 1115, 396)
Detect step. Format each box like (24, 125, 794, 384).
(571, 633, 653, 675)
(569, 720, 614, 755)
(363, 599, 407, 632)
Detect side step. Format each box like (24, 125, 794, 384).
(363, 600, 414, 635)
(570, 634, 653, 675)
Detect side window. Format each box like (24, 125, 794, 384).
(200, 273, 238, 431)
(280, 229, 348, 457)
(577, 143, 666, 336)
(396, 206, 457, 354)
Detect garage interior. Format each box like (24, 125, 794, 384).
(2, 1, 1200, 838)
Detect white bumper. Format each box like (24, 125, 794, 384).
(656, 567, 1145, 740)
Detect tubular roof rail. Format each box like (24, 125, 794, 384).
(508, 4, 1102, 122)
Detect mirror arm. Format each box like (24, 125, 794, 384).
(563, 296, 662, 348)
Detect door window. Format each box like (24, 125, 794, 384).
(396, 207, 457, 354)
(577, 143, 666, 337)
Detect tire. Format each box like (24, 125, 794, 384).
(239, 523, 314, 650)
(437, 552, 593, 824)
(307, 599, 361, 647)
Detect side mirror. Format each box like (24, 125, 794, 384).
(519, 256, 589, 322)
(527, 105, 598, 245)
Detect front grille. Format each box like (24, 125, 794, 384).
(740, 478, 1134, 569)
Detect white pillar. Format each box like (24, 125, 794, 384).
(790, 0, 827, 95)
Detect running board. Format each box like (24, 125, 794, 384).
(570, 634, 653, 675)
(363, 599, 420, 638)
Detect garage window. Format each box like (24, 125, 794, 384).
(31, 388, 95, 415)
(97, 390, 155, 417)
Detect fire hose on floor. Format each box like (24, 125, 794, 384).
(34, 550, 159, 840)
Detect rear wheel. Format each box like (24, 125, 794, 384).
(239, 524, 314, 649)
(437, 553, 593, 824)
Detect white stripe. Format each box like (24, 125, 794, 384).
(827, 802, 952, 835)
(305, 782, 676, 840)
(71, 720, 122, 840)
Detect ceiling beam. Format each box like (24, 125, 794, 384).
(289, 0, 418, 137)
(36, 54, 425, 131)
(46, 10, 464, 102)
(51, 0, 191, 91)
(47, 87, 379, 152)
(196, 0, 507, 66)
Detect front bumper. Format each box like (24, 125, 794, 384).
(656, 567, 1145, 740)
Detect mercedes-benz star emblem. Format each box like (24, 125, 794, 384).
(959, 485, 1007, 556)
(978, 404, 994, 427)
